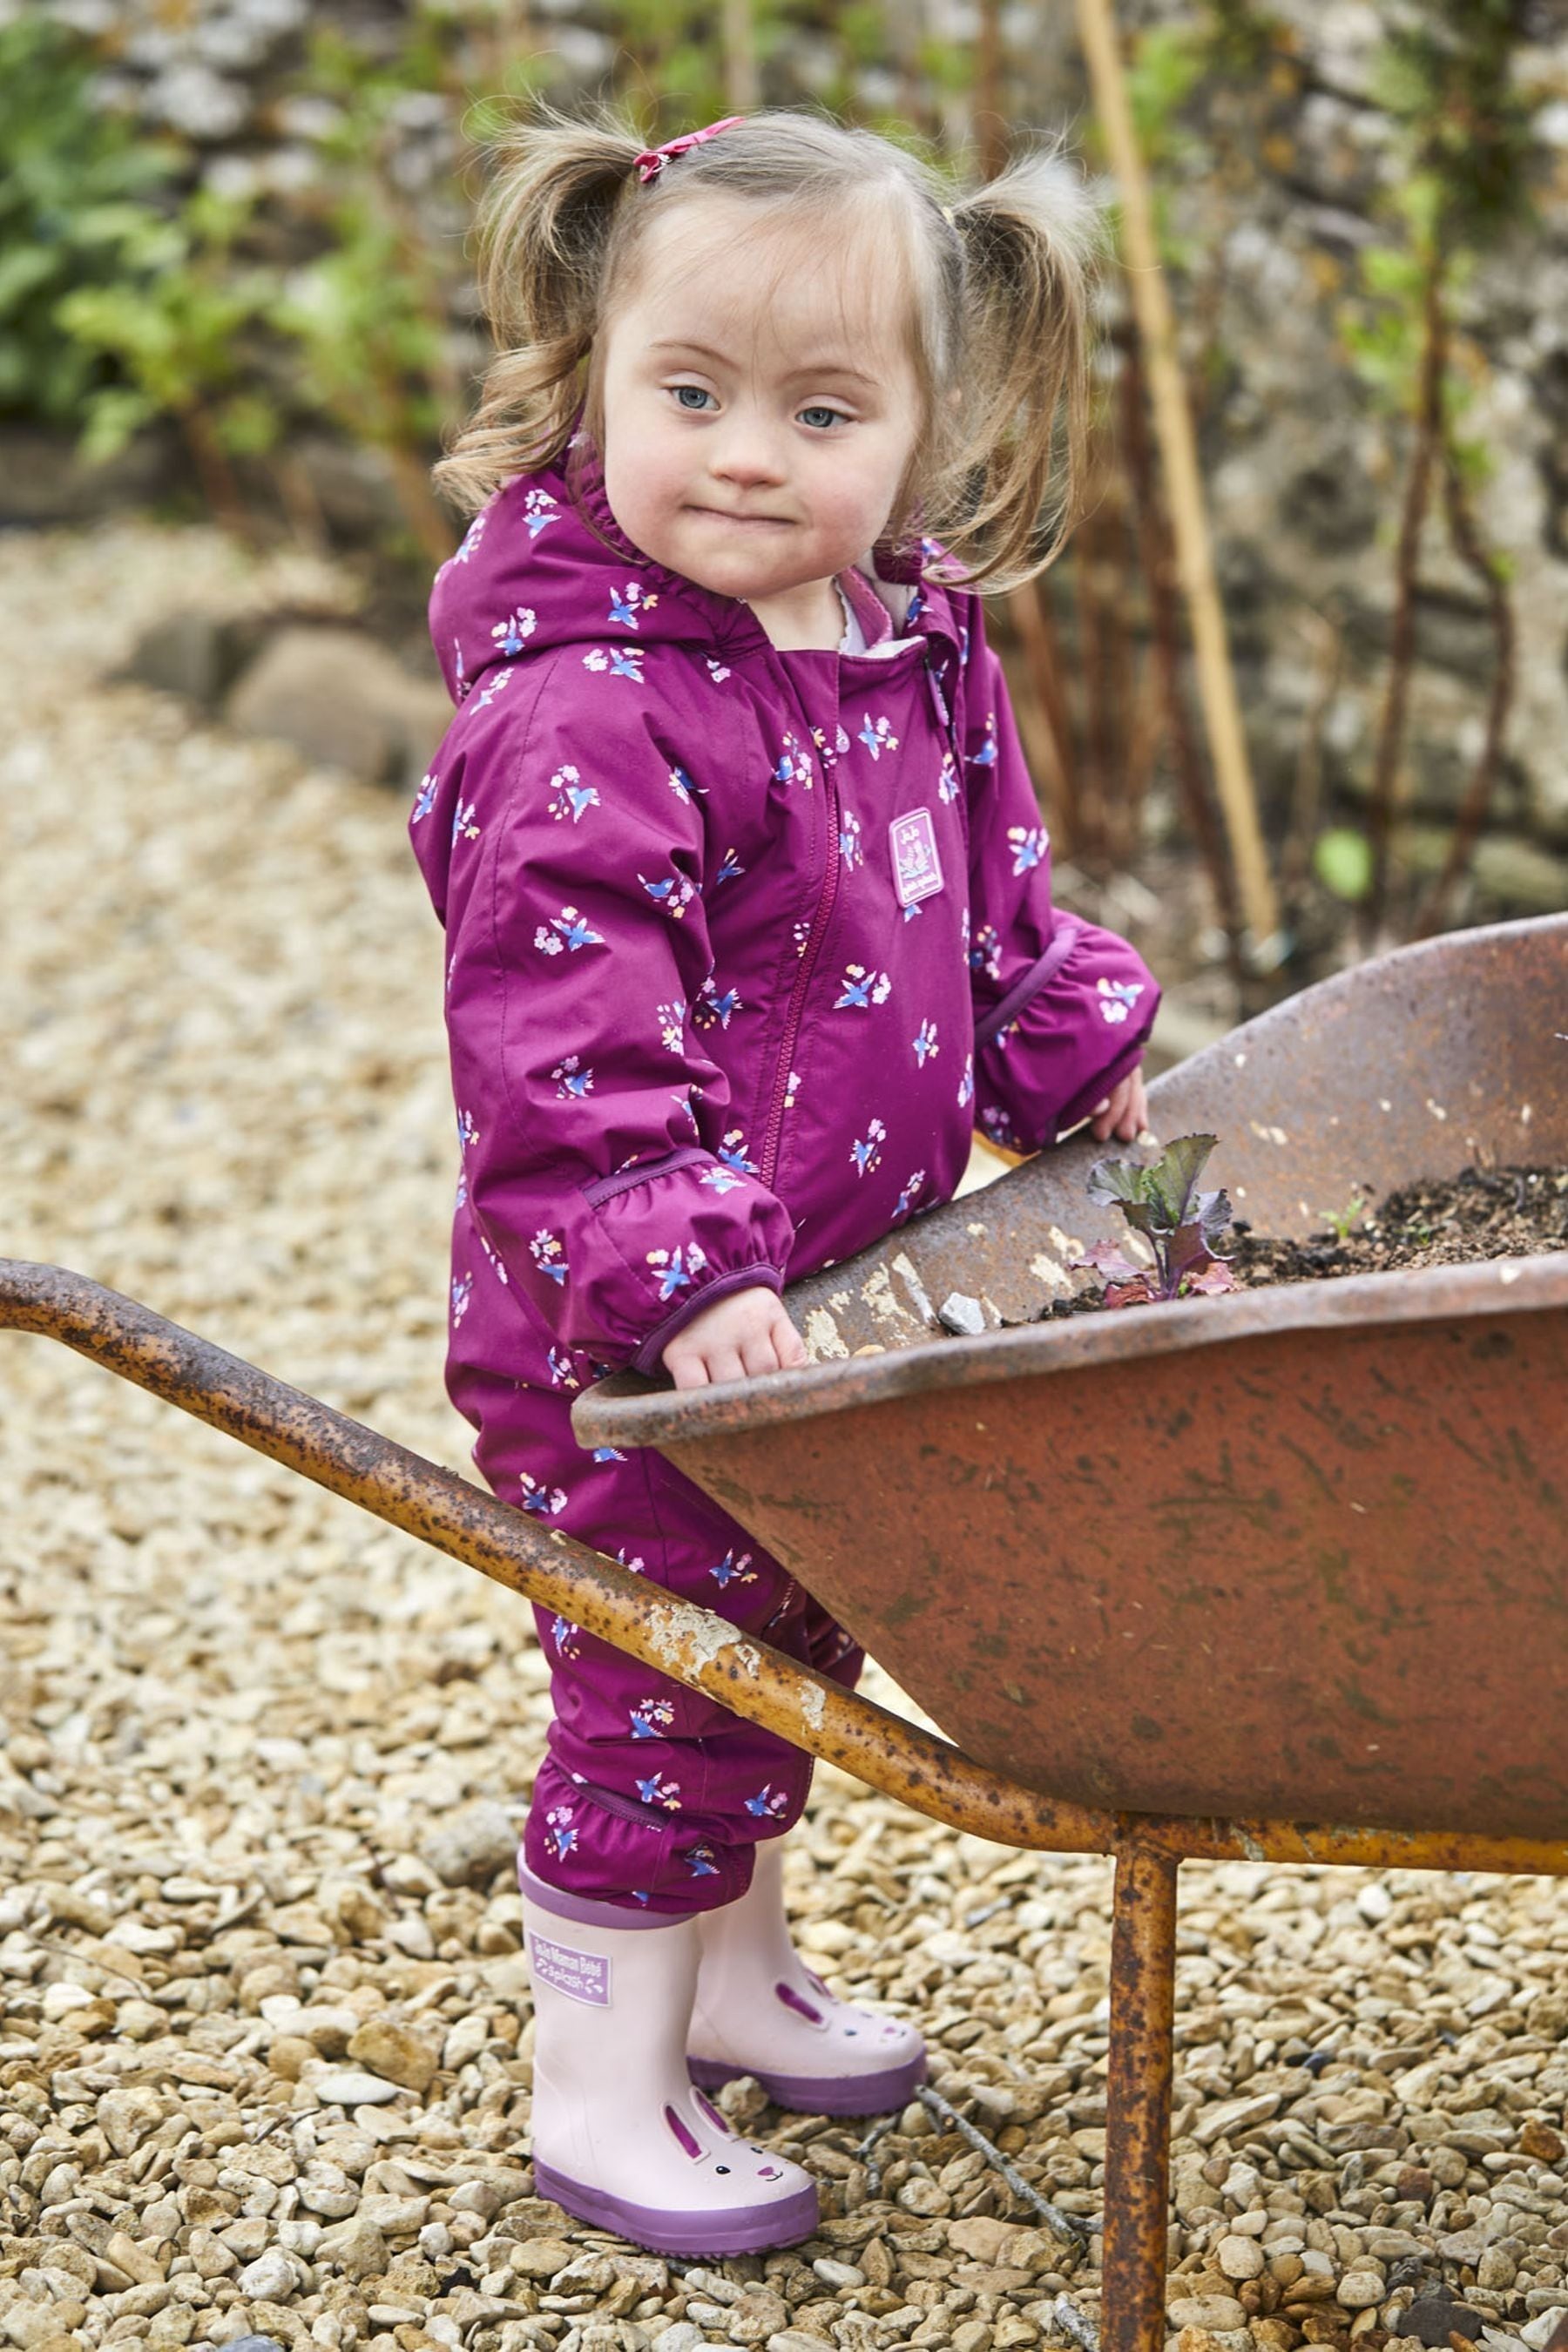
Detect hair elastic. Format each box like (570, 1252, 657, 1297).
(634, 115, 746, 184)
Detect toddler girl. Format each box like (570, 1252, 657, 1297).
(410, 102, 1159, 2254)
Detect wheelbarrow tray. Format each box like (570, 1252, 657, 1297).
(575, 915, 1568, 1845)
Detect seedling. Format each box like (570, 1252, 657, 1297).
(1317, 1189, 1368, 1243)
(1077, 1132, 1239, 1308)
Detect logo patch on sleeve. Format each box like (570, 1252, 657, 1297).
(889, 807, 944, 908)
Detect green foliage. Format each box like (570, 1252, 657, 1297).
(1368, 2, 1540, 254)
(1314, 827, 1374, 903)
(269, 14, 504, 476)
(1316, 1190, 1367, 1243)
(1078, 1133, 1239, 1308)
(0, 14, 182, 423)
(56, 185, 283, 466)
(1338, 5, 1538, 423)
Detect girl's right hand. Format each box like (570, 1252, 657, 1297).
(662, 1286, 808, 1389)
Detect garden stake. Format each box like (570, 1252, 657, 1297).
(1076, 0, 1281, 951)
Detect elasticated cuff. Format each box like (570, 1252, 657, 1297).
(629, 1263, 787, 1378)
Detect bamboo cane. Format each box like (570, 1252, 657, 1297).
(1075, 0, 1281, 954)
(721, 0, 757, 113)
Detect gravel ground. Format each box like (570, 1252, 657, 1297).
(2, 517, 1565, 2352)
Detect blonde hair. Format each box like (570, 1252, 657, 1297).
(432, 99, 1108, 593)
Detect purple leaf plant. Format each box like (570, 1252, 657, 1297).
(1076, 1132, 1239, 1309)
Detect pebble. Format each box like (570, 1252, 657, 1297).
(3, 515, 1567, 2352)
(345, 2014, 440, 2092)
(235, 2247, 301, 2301)
(1168, 2297, 1249, 2331)
(309, 2067, 405, 2105)
(1217, 2234, 1265, 2280)
(314, 2214, 389, 2279)
(420, 1797, 518, 1887)
(510, 2239, 578, 2281)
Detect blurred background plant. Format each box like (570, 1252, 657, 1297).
(3, 0, 1565, 1024)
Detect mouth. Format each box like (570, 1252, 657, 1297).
(689, 507, 793, 528)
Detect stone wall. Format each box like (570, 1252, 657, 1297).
(6, 0, 1568, 908)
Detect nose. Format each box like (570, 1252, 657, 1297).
(707, 409, 788, 490)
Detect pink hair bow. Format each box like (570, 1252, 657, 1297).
(634, 115, 745, 184)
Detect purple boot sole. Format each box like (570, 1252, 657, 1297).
(688, 2047, 928, 2118)
(532, 2158, 819, 2256)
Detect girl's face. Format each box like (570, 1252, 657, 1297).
(596, 193, 924, 609)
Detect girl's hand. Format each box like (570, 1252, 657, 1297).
(662, 1285, 808, 1389)
(1089, 1063, 1149, 1145)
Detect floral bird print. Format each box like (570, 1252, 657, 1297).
(835, 963, 892, 1010)
(893, 1169, 927, 1222)
(639, 869, 697, 919)
(709, 1549, 757, 1589)
(851, 1118, 887, 1175)
(629, 1695, 677, 1740)
(609, 581, 659, 630)
(491, 607, 537, 658)
(547, 764, 599, 823)
(530, 1229, 567, 1285)
(1098, 977, 1146, 1024)
(656, 999, 686, 1053)
(693, 977, 741, 1030)
(646, 1242, 708, 1300)
(519, 1471, 568, 1517)
(534, 904, 605, 956)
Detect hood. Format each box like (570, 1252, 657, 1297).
(428, 416, 963, 709)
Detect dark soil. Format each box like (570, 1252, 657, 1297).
(1041, 1162, 1567, 1321)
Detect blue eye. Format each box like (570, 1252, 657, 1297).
(800, 405, 846, 430)
(672, 385, 712, 411)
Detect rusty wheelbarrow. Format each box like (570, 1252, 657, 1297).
(3, 912, 1565, 2352)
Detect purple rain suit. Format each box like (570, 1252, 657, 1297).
(408, 422, 1160, 1914)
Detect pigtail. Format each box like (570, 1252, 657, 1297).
(932, 135, 1111, 592)
(431, 100, 646, 517)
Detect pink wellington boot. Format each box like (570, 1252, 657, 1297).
(519, 1866, 818, 2255)
(687, 1840, 927, 2116)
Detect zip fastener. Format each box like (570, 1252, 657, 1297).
(759, 756, 841, 1191)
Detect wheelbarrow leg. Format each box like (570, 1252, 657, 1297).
(1102, 1838, 1179, 2352)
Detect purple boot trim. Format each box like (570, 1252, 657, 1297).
(531, 2158, 818, 2256)
(519, 1863, 679, 1931)
(688, 2046, 928, 2119)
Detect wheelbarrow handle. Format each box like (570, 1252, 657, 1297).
(3, 1260, 1563, 1882)
(0, 1257, 1107, 1851)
